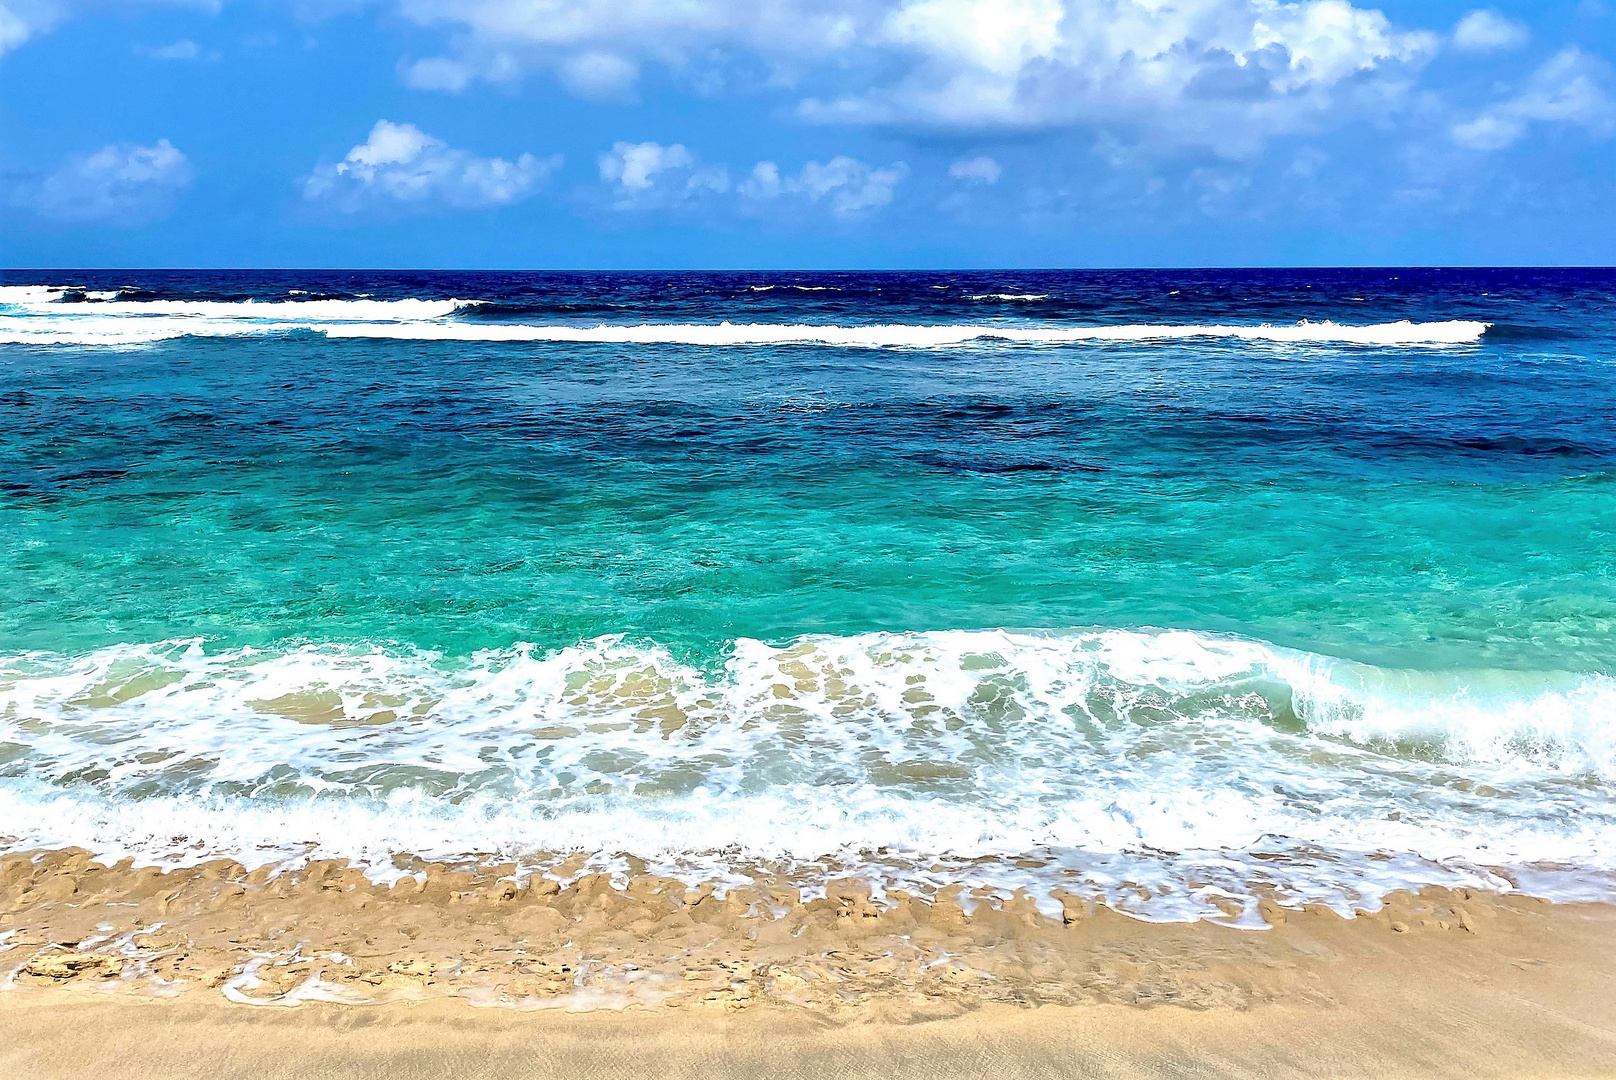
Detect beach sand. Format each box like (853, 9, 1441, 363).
(3, 848, 1615, 1078)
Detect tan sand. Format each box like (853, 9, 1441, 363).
(2, 847, 1615, 1077)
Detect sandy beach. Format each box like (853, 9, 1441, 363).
(3, 848, 1615, 1078)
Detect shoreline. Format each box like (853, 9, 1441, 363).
(4, 848, 1616, 1076)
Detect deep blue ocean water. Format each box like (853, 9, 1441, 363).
(1, 268, 1613, 921)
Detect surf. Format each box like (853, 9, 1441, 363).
(0, 285, 1492, 347)
(0, 311, 1490, 350)
(1, 629, 1611, 920)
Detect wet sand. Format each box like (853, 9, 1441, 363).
(3, 848, 1615, 1077)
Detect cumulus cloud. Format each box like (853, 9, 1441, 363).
(600, 141, 694, 189)
(742, 155, 907, 215)
(303, 120, 559, 211)
(597, 140, 730, 207)
(803, 0, 1437, 140)
(1451, 47, 1615, 150)
(1453, 9, 1530, 53)
(948, 155, 1001, 183)
(592, 142, 903, 216)
(396, 0, 1439, 151)
(17, 139, 192, 224)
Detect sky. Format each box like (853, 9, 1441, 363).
(2, 0, 1614, 268)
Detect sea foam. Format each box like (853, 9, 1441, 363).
(0, 629, 1611, 919)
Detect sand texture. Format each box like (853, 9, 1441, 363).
(3, 848, 1615, 1077)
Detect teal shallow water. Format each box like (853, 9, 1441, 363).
(7, 323, 1613, 671)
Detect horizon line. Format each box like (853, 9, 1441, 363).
(6, 264, 1616, 274)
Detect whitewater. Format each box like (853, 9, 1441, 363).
(3, 629, 1614, 922)
(2, 268, 1611, 926)
(0, 287, 1488, 347)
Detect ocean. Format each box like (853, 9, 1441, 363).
(2, 268, 1613, 925)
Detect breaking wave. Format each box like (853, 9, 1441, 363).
(0, 628, 1611, 919)
(0, 295, 1490, 350)
(968, 293, 1053, 301)
(325, 319, 1483, 347)
(0, 287, 474, 320)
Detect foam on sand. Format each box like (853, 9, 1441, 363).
(10, 834, 1615, 1080)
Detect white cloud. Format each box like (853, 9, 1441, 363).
(797, 156, 907, 213)
(1453, 9, 1529, 53)
(396, 0, 863, 97)
(21, 139, 192, 223)
(884, 0, 1063, 80)
(948, 155, 1001, 183)
(600, 141, 693, 189)
(138, 38, 219, 60)
(148, 39, 199, 59)
(0, 0, 62, 57)
(1, 0, 217, 58)
(1257, 1, 1430, 88)
(1452, 47, 1615, 150)
(739, 162, 784, 198)
(806, 0, 1437, 137)
(559, 51, 638, 100)
(742, 155, 907, 215)
(597, 141, 730, 207)
(593, 143, 903, 216)
(396, 0, 1439, 150)
(401, 56, 474, 91)
(303, 120, 559, 211)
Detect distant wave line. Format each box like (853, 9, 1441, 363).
(968, 293, 1053, 301)
(0, 288, 1491, 350)
(0, 318, 1491, 348)
(0, 290, 476, 321)
(321, 319, 1490, 347)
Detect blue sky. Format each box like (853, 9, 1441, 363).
(2, 0, 1614, 268)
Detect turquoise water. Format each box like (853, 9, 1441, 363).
(1, 269, 1614, 921)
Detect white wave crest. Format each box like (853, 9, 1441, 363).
(318, 319, 1487, 347)
(0, 316, 267, 346)
(0, 283, 1488, 348)
(1288, 658, 1616, 772)
(0, 295, 482, 346)
(0, 286, 123, 302)
(0, 316, 1488, 349)
(968, 293, 1052, 301)
(0, 291, 476, 321)
(0, 286, 79, 304)
(50, 298, 475, 320)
